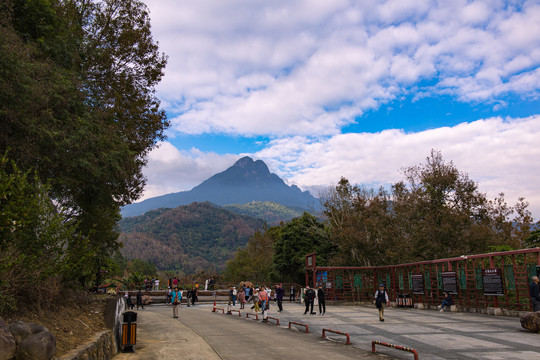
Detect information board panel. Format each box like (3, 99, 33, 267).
(442, 271, 458, 294)
(412, 274, 424, 295)
(482, 268, 504, 296)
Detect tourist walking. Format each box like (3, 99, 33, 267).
(238, 287, 246, 309)
(276, 284, 284, 312)
(529, 276, 540, 311)
(290, 285, 296, 302)
(126, 294, 134, 310)
(259, 287, 268, 322)
(191, 287, 197, 305)
(171, 287, 181, 318)
(317, 285, 326, 315)
(303, 285, 316, 315)
(252, 288, 260, 312)
(136, 289, 144, 310)
(374, 284, 389, 322)
(166, 286, 172, 304)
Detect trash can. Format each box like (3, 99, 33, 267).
(403, 294, 413, 307)
(396, 294, 404, 307)
(121, 311, 137, 352)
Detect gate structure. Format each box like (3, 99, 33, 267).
(307, 249, 540, 312)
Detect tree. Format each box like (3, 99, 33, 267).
(322, 150, 534, 266)
(224, 227, 278, 282)
(273, 213, 334, 284)
(0, 0, 169, 286)
(323, 179, 395, 266)
(0, 154, 79, 313)
(392, 150, 493, 260)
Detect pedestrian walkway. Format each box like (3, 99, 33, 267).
(242, 302, 539, 359)
(114, 303, 378, 360)
(114, 302, 540, 359)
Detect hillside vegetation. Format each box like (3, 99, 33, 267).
(119, 202, 265, 272)
(224, 201, 306, 224)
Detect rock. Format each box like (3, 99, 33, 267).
(0, 317, 16, 360)
(16, 330, 56, 360)
(8, 321, 32, 345)
(142, 295, 152, 305)
(7, 321, 56, 360)
(520, 311, 540, 332)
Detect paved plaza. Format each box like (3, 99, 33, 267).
(115, 301, 539, 359)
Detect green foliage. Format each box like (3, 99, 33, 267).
(0, 154, 79, 313)
(322, 150, 535, 267)
(224, 201, 308, 224)
(525, 227, 540, 248)
(118, 202, 265, 272)
(224, 227, 279, 282)
(0, 0, 168, 289)
(126, 259, 157, 277)
(273, 212, 335, 283)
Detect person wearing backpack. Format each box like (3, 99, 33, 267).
(374, 284, 389, 322)
(171, 287, 182, 318)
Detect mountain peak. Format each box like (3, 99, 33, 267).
(233, 157, 270, 174)
(234, 156, 254, 167)
(121, 157, 320, 217)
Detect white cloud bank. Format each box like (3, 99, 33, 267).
(142, 116, 540, 219)
(146, 0, 540, 137)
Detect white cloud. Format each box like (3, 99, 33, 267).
(255, 116, 540, 218)
(140, 142, 239, 200)
(142, 116, 540, 219)
(146, 0, 540, 137)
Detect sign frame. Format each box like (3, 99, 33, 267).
(412, 274, 424, 295)
(482, 268, 504, 296)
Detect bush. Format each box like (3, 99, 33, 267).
(0, 154, 79, 314)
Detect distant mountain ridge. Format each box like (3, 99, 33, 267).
(121, 157, 320, 217)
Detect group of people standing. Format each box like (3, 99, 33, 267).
(226, 283, 289, 322)
(144, 278, 159, 291)
(302, 285, 326, 315)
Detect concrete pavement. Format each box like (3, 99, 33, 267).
(114, 301, 540, 359)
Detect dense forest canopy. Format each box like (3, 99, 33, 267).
(0, 0, 167, 313)
(118, 202, 266, 272)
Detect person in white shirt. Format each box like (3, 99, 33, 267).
(374, 284, 389, 322)
(155, 278, 160, 291)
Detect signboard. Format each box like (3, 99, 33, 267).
(442, 271, 458, 294)
(412, 274, 424, 295)
(326, 282, 332, 289)
(482, 268, 504, 296)
(316, 271, 328, 288)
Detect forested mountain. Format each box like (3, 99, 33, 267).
(118, 202, 265, 272)
(223, 201, 306, 225)
(121, 157, 321, 217)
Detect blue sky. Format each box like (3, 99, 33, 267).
(142, 0, 540, 219)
